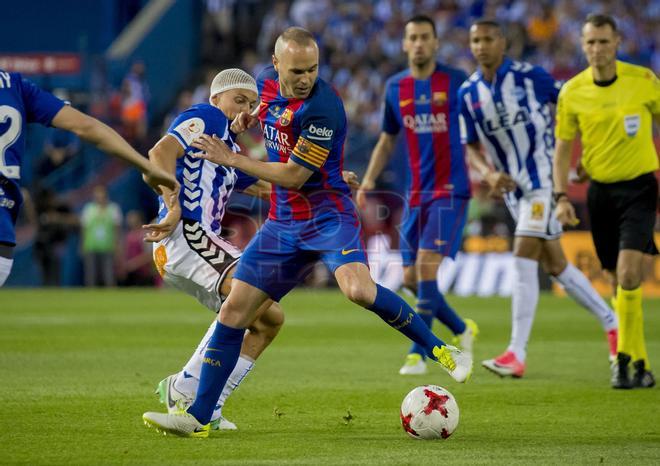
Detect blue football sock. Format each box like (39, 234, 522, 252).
(367, 284, 446, 360)
(187, 322, 244, 425)
(408, 300, 434, 359)
(420, 280, 466, 335)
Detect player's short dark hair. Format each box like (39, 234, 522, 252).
(278, 27, 316, 46)
(584, 13, 618, 32)
(275, 27, 317, 57)
(404, 15, 437, 37)
(471, 19, 503, 34)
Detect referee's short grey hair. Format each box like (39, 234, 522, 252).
(209, 68, 257, 104)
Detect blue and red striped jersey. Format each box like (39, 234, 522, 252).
(382, 63, 470, 206)
(256, 66, 354, 221)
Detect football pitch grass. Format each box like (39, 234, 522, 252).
(1, 288, 658, 465)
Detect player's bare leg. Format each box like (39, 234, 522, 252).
(402, 266, 417, 295)
(334, 262, 472, 382)
(242, 302, 284, 359)
(219, 267, 284, 360)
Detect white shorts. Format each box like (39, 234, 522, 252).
(153, 219, 242, 312)
(505, 189, 562, 240)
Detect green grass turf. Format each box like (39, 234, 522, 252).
(0, 288, 659, 465)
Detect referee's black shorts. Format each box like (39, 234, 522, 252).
(587, 172, 658, 271)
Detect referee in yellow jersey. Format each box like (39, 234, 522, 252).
(553, 14, 658, 389)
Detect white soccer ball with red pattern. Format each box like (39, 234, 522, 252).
(400, 385, 459, 440)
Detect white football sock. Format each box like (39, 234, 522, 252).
(0, 256, 13, 287)
(553, 264, 617, 331)
(174, 319, 218, 395)
(213, 355, 255, 419)
(174, 319, 254, 414)
(508, 256, 539, 362)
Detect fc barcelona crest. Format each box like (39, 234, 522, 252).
(279, 108, 293, 126)
(432, 91, 447, 106)
(297, 138, 310, 154)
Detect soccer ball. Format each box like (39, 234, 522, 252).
(400, 385, 459, 440)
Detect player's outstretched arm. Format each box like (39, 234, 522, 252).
(241, 179, 272, 200)
(356, 132, 396, 209)
(465, 142, 516, 198)
(142, 135, 184, 242)
(191, 134, 312, 189)
(241, 171, 357, 200)
(552, 137, 579, 226)
(50, 106, 178, 195)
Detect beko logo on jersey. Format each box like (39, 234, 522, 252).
(403, 113, 448, 133)
(263, 124, 291, 153)
(307, 124, 333, 141)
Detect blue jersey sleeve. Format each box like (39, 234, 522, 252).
(234, 168, 258, 191)
(529, 66, 562, 104)
(290, 95, 344, 172)
(458, 87, 479, 144)
(167, 106, 224, 151)
(454, 70, 468, 87)
(256, 66, 277, 96)
(381, 81, 400, 135)
(19, 76, 66, 126)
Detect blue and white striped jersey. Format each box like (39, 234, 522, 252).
(158, 104, 257, 236)
(458, 58, 561, 194)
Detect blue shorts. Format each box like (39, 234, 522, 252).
(234, 211, 368, 301)
(399, 196, 469, 267)
(0, 177, 22, 246)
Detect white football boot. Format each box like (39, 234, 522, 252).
(143, 411, 210, 438)
(433, 344, 473, 383)
(399, 353, 428, 375)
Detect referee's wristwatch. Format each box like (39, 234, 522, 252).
(553, 192, 569, 202)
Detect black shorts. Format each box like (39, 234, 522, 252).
(587, 172, 658, 271)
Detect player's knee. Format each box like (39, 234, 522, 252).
(617, 267, 642, 290)
(261, 302, 285, 336)
(247, 304, 283, 350)
(343, 282, 373, 307)
(402, 267, 416, 291)
(219, 296, 247, 326)
(542, 257, 567, 277)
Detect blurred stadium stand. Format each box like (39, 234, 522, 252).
(2, 0, 658, 287)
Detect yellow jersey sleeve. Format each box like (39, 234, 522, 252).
(646, 70, 660, 115)
(555, 85, 579, 141)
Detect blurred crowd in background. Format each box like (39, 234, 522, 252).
(16, 0, 660, 287)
